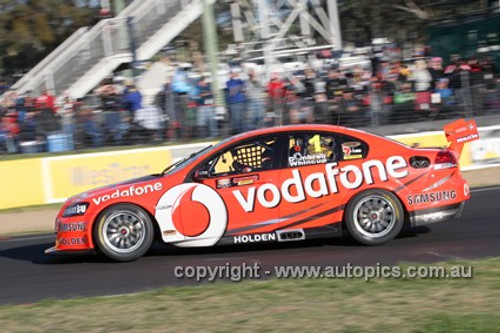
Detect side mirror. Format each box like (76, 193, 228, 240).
(194, 169, 209, 181)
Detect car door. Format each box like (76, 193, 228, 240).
(191, 134, 286, 244)
(277, 130, 366, 235)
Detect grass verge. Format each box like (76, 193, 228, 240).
(0, 257, 499, 332)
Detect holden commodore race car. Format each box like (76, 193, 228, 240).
(46, 119, 479, 261)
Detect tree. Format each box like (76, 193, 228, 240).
(337, 0, 484, 46)
(0, 0, 98, 75)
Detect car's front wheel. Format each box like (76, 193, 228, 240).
(344, 189, 404, 245)
(94, 203, 154, 262)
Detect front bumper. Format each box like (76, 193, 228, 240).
(409, 202, 465, 227)
(49, 216, 93, 253)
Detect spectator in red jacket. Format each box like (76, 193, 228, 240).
(0, 108, 20, 153)
(267, 72, 286, 124)
(35, 89, 56, 113)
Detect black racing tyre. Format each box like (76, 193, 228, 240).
(94, 203, 154, 262)
(344, 189, 404, 245)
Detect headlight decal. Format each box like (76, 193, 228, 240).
(62, 203, 89, 217)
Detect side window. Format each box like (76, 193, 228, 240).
(209, 136, 279, 176)
(338, 134, 368, 161)
(288, 133, 337, 167)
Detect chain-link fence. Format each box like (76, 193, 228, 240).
(1, 70, 498, 155)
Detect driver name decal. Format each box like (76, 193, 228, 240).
(289, 152, 327, 167)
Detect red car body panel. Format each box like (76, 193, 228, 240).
(49, 120, 479, 253)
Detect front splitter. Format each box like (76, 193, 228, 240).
(45, 246, 96, 256)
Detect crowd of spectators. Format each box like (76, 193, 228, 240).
(0, 80, 153, 154)
(155, 52, 498, 138)
(0, 51, 498, 154)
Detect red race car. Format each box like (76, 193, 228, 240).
(46, 119, 479, 261)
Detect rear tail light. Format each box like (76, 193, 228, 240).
(434, 150, 458, 170)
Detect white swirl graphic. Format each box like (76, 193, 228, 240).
(155, 183, 228, 247)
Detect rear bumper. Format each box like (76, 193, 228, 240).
(409, 202, 465, 227)
(45, 246, 96, 256)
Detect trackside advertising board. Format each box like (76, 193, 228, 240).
(392, 125, 500, 170)
(42, 148, 172, 203)
(0, 128, 498, 210)
(0, 158, 45, 209)
(0, 147, 172, 210)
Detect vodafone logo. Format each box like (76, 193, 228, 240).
(155, 184, 227, 247)
(233, 156, 408, 213)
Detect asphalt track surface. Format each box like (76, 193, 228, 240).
(1, 186, 499, 305)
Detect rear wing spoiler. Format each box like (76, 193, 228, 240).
(443, 119, 479, 156)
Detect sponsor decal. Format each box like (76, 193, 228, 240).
(58, 237, 87, 246)
(233, 175, 259, 186)
(217, 176, 260, 188)
(407, 190, 457, 205)
(155, 183, 228, 247)
(71, 163, 151, 187)
(57, 221, 86, 232)
(342, 142, 363, 160)
(456, 133, 479, 143)
(234, 156, 408, 213)
(343, 154, 363, 160)
(455, 122, 475, 134)
(62, 203, 89, 217)
(197, 170, 210, 177)
(289, 152, 327, 167)
(234, 233, 277, 244)
(92, 182, 163, 205)
(444, 119, 479, 146)
(217, 179, 231, 189)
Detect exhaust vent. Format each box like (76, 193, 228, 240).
(276, 229, 305, 242)
(410, 156, 430, 169)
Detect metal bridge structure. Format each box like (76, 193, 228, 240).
(8, 0, 341, 99)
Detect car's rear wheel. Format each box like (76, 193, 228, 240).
(344, 189, 404, 245)
(94, 203, 154, 262)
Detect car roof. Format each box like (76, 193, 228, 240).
(203, 124, 407, 160)
(228, 124, 369, 143)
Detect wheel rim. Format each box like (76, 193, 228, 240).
(102, 210, 146, 254)
(353, 195, 396, 239)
